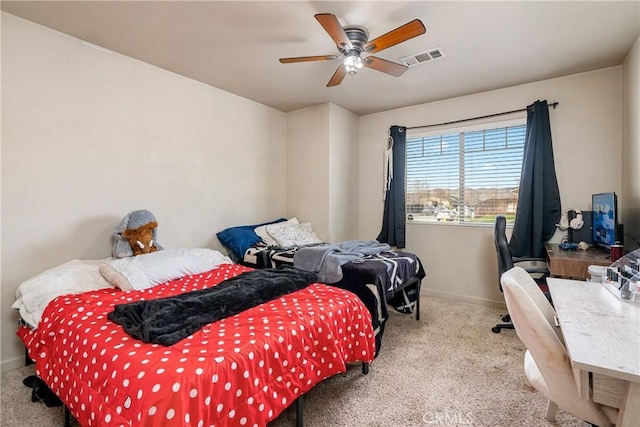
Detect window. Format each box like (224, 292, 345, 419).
(406, 119, 526, 225)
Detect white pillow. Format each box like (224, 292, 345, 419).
(255, 217, 299, 246)
(265, 222, 323, 247)
(12, 259, 115, 328)
(100, 248, 233, 291)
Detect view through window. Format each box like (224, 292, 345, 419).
(406, 119, 526, 225)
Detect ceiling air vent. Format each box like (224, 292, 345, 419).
(400, 47, 446, 67)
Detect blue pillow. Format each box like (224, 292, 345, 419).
(216, 218, 286, 260)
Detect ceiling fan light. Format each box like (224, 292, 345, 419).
(343, 55, 356, 67)
(343, 55, 363, 75)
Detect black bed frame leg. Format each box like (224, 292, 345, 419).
(64, 406, 71, 427)
(415, 281, 421, 321)
(295, 395, 303, 427)
(25, 347, 34, 366)
(361, 362, 369, 375)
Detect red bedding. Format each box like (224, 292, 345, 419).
(18, 263, 375, 426)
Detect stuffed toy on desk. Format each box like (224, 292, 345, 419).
(112, 209, 164, 258)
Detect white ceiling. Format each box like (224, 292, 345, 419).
(3, 1, 639, 115)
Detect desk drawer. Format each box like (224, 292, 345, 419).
(592, 373, 626, 408)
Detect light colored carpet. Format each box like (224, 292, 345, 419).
(0, 295, 582, 426)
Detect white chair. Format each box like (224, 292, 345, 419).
(502, 267, 564, 344)
(501, 267, 613, 426)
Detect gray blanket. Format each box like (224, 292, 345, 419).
(293, 240, 391, 283)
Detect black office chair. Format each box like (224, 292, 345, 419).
(492, 215, 550, 333)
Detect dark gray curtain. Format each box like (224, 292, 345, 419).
(377, 126, 406, 248)
(510, 100, 561, 258)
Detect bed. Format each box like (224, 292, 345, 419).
(216, 219, 426, 353)
(244, 245, 424, 313)
(14, 249, 376, 427)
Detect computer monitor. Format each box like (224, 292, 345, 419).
(592, 192, 618, 249)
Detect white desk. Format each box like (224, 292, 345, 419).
(548, 278, 640, 427)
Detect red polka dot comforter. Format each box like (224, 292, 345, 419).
(17, 263, 375, 426)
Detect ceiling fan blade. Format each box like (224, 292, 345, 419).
(327, 65, 347, 87)
(364, 19, 426, 54)
(363, 56, 408, 77)
(279, 55, 338, 63)
(315, 13, 353, 51)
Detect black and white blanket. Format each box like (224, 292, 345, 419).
(243, 246, 426, 355)
(245, 247, 424, 299)
(243, 245, 298, 268)
(108, 266, 317, 346)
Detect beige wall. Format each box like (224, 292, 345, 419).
(358, 68, 623, 306)
(328, 104, 359, 242)
(1, 13, 288, 370)
(622, 36, 640, 252)
(286, 103, 359, 243)
(286, 104, 331, 238)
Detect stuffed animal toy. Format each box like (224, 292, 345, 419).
(112, 210, 164, 258)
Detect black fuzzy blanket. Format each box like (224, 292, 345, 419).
(108, 266, 318, 346)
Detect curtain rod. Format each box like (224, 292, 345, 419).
(406, 102, 559, 131)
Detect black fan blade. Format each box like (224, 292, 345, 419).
(315, 13, 353, 51)
(327, 65, 347, 87)
(364, 19, 426, 54)
(363, 56, 408, 77)
(280, 55, 338, 63)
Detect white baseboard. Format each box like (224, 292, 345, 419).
(422, 288, 507, 309)
(1, 356, 26, 373)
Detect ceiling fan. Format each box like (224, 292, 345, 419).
(279, 14, 426, 87)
